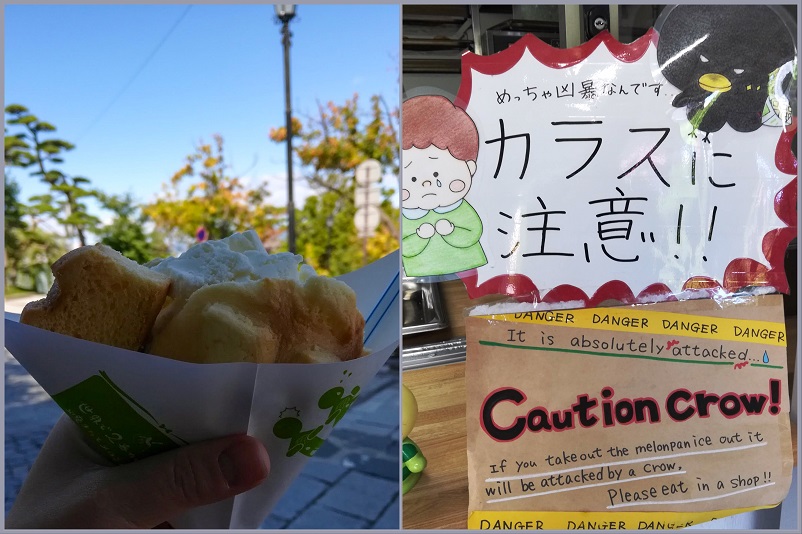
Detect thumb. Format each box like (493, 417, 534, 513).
(103, 434, 270, 528)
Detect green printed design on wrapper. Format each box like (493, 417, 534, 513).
(272, 370, 361, 457)
(319, 384, 361, 427)
(52, 372, 186, 464)
(273, 415, 325, 457)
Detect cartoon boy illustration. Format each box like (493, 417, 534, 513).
(401, 95, 487, 277)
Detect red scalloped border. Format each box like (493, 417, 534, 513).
(455, 31, 797, 304)
(455, 29, 658, 109)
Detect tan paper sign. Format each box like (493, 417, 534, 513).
(465, 294, 792, 529)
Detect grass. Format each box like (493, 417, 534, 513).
(4, 285, 38, 299)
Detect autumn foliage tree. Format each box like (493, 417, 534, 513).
(143, 134, 285, 250)
(269, 94, 399, 275)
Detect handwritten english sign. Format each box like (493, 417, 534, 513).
(402, 7, 796, 304)
(465, 294, 792, 528)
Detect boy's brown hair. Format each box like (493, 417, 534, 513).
(402, 95, 479, 162)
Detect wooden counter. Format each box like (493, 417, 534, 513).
(403, 362, 469, 530)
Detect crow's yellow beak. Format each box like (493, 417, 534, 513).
(698, 73, 732, 92)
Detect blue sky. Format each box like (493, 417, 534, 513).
(4, 3, 400, 225)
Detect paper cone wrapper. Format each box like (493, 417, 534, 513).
(4, 252, 400, 529)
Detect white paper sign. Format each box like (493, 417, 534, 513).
(458, 31, 796, 301)
(402, 14, 796, 305)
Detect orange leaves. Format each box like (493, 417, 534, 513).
(269, 126, 287, 143)
(268, 117, 304, 143)
(263, 93, 400, 269)
(143, 135, 284, 245)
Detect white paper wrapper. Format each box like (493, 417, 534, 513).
(4, 251, 400, 529)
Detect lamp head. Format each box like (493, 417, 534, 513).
(274, 4, 296, 23)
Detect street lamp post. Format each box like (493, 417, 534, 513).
(275, 4, 296, 253)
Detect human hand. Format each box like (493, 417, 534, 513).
(435, 219, 455, 236)
(6, 415, 270, 529)
(416, 223, 436, 239)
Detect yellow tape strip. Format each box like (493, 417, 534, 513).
(479, 308, 786, 346)
(468, 506, 776, 529)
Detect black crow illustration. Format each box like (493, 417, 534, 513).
(657, 5, 796, 142)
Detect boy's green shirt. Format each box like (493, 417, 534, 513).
(402, 200, 487, 276)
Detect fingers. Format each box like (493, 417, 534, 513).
(102, 434, 270, 528)
(22, 416, 105, 477)
(6, 416, 110, 529)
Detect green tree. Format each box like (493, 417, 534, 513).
(142, 134, 285, 250)
(4, 104, 100, 246)
(269, 94, 399, 275)
(4, 126, 66, 291)
(2, 176, 67, 292)
(4, 177, 27, 286)
(95, 193, 170, 264)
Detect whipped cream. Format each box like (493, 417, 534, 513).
(148, 230, 317, 301)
